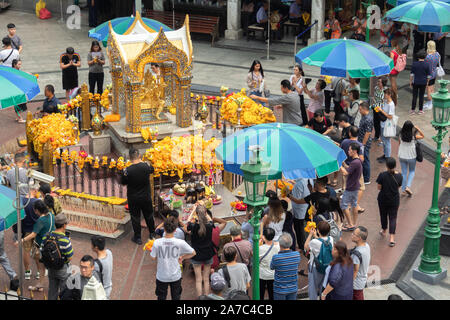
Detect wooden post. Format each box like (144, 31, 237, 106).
(42, 141, 54, 179)
(25, 111, 34, 158)
(80, 83, 91, 131)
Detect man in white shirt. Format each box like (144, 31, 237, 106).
(350, 226, 371, 300)
(150, 217, 195, 300)
(91, 235, 113, 299)
(0, 37, 19, 67)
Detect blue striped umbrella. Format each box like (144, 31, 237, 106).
(0, 185, 25, 232)
(89, 15, 172, 47)
(388, 0, 450, 6)
(215, 123, 347, 179)
(295, 38, 394, 78)
(385, 0, 450, 32)
(0, 66, 40, 109)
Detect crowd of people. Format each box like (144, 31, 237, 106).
(0, 153, 113, 299)
(0, 23, 107, 121)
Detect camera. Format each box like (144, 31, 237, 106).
(26, 169, 55, 184)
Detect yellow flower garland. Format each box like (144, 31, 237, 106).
(220, 89, 276, 125)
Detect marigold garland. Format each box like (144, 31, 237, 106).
(27, 114, 79, 158)
(220, 89, 276, 125)
(143, 135, 223, 179)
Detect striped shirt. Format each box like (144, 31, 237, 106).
(41, 231, 74, 264)
(270, 249, 301, 294)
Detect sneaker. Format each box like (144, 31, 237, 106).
(35, 272, 40, 280)
(418, 110, 424, 115)
(364, 181, 371, 185)
(335, 188, 343, 194)
(376, 155, 386, 161)
(24, 270, 31, 280)
(409, 110, 416, 115)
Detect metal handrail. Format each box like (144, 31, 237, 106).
(292, 20, 318, 67)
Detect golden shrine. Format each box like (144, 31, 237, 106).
(107, 11, 194, 133)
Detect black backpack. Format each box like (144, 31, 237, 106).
(41, 232, 64, 270)
(350, 247, 363, 265)
(94, 259, 104, 285)
(221, 265, 250, 300)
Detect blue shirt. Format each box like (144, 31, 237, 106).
(358, 114, 373, 149)
(291, 178, 311, 220)
(270, 249, 301, 294)
(256, 7, 268, 23)
(411, 60, 432, 86)
(241, 222, 254, 244)
(21, 197, 39, 234)
(42, 96, 61, 114)
(289, 3, 301, 18)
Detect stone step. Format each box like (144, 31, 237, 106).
(64, 209, 130, 225)
(66, 225, 126, 240)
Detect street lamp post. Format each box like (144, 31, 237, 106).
(412, 79, 450, 284)
(240, 145, 269, 300)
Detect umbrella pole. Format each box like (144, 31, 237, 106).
(261, 0, 275, 61)
(15, 166, 24, 297)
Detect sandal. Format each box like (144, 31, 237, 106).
(358, 208, 365, 214)
(342, 226, 356, 232)
(18, 119, 26, 123)
(28, 285, 44, 292)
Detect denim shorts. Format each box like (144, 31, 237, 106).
(341, 190, 359, 209)
(191, 257, 213, 265)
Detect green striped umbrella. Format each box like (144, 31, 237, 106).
(0, 66, 40, 109)
(215, 123, 347, 179)
(385, 0, 450, 32)
(0, 185, 25, 231)
(296, 39, 394, 78)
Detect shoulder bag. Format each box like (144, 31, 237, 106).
(259, 243, 274, 263)
(437, 55, 445, 78)
(415, 137, 423, 163)
(233, 242, 252, 273)
(383, 114, 399, 137)
(0, 49, 14, 64)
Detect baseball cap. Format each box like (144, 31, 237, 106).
(55, 213, 68, 225)
(210, 272, 226, 291)
(229, 225, 242, 237)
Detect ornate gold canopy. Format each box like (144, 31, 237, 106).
(106, 14, 194, 132)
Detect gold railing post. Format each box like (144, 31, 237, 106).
(80, 83, 91, 131)
(223, 171, 233, 192)
(42, 141, 54, 178)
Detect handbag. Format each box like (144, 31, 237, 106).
(383, 115, 398, 137)
(415, 137, 423, 163)
(437, 57, 445, 78)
